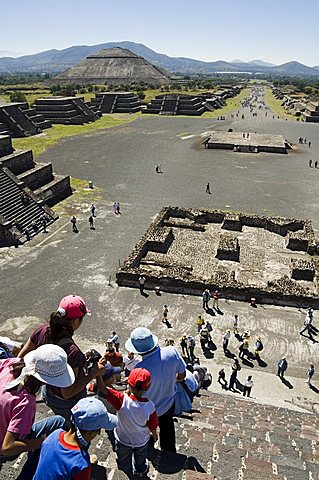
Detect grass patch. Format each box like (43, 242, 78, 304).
(12, 113, 140, 158)
(202, 87, 251, 118)
(264, 87, 296, 120)
(54, 177, 103, 218)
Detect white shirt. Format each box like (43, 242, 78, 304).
(123, 355, 139, 372)
(115, 394, 155, 447)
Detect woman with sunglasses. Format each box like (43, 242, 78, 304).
(18, 295, 104, 421)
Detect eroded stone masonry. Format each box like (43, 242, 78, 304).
(117, 207, 319, 307)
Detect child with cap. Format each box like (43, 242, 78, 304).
(33, 397, 117, 480)
(97, 367, 158, 476)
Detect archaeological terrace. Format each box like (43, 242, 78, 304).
(117, 207, 319, 308)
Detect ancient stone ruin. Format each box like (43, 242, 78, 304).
(204, 131, 289, 154)
(0, 102, 51, 137)
(51, 47, 172, 87)
(117, 207, 319, 307)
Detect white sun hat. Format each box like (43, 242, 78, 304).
(5, 344, 75, 390)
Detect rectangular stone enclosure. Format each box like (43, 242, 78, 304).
(116, 207, 319, 307)
(204, 131, 288, 154)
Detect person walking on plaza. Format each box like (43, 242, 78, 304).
(243, 375, 254, 397)
(213, 290, 220, 310)
(306, 364, 315, 387)
(233, 314, 239, 334)
(70, 215, 77, 233)
(217, 368, 228, 388)
(162, 305, 169, 323)
(277, 357, 288, 378)
(197, 315, 205, 332)
(199, 326, 211, 351)
(139, 275, 146, 295)
(125, 327, 186, 453)
(108, 331, 120, 352)
(229, 357, 241, 392)
(180, 335, 189, 357)
(206, 182, 211, 194)
(88, 214, 94, 229)
(300, 308, 316, 342)
(223, 330, 231, 353)
(187, 335, 196, 360)
(202, 289, 211, 310)
(254, 336, 263, 360)
(91, 203, 96, 217)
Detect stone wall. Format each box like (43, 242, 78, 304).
(117, 207, 319, 308)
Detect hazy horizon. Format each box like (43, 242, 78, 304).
(1, 0, 319, 66)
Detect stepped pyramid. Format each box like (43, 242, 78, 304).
(51, 47, 172, 86)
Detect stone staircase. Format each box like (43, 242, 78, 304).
(0, 167, 57, 245)
(2, 388, 318, 479)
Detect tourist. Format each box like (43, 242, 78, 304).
(97, 368, 158, 476)
(139, 275, 146, 294)
(18, 295, 104, 421)
(277, 357, 288, 378)
(116, 202, 121, 214)
(125, 327, 186, 452)
(33, 397, 117, 480)
(243, 375, 254, 397)
(306, 364, 315, 387)
(315, 160, 318, 168)
(212, 289, 220, 310)
(112, 202, 117, 214)
(229, 357, 241, 392)
(202, 289, 211, 310)
(187, 335, 196, 360)
(199, 326, 211, 350)
(217, 368, 228, 388)
(0, 344, 75, 479)
(309, 159, 313, 168)
(197, 314, 205, 332)
(300, 308, 316, 342)
(238, 338, 249, 359)
(162, 304, 169, 323)
(104, 344, 124, 368)
(254, 336, 263, 359)
(31, 220, 39, 234)
(108, 331, 120, 352)
(223, 330, 231, 353)
(70, 215, 77, 232)
(40, 214, 48, 233)
(205, 182, 211, 194)
(24, 228, 31, 242)
(205, 319, 213, 332)
(180, 335, 189, 357)
(88, 214, 94, 229)
(123, 351, 139, 377)
(233, 314, 239, 334)
(309, 141, 312, 148)
(91, 203, 96, 217)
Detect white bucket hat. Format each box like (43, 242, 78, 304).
(5, 344, 75, 390)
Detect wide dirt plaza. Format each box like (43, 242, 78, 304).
(1, 88, 319, 478)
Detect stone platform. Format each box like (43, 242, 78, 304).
(205, 131, 288, 154)
(117, 207, 319, 307)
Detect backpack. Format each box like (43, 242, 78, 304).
(256, 341, 263, 351)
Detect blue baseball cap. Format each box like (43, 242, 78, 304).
(102, 364, 122, 380)
(71, 397, 118, 431)
(125, 327, 158, 354)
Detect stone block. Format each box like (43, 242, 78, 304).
(291, 259, 315, 281)
(216, 233, 240, 262)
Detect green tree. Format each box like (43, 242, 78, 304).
(9, 91, 27, 103)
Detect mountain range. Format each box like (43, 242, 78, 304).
(0, 41, 318, 77)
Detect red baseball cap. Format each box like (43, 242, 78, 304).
(58, 295, 91, 319)
(128, 368, 151, 390)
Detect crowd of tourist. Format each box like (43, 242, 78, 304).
(0, 293, 220, 479)
(1, 287, 315, 478)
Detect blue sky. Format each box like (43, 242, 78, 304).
(1, 0, 318, 65)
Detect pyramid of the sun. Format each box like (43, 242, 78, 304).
(51, 47, 172, 86)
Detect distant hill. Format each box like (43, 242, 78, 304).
(0, 41, 318, 77)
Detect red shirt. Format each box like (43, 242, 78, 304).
(104, 351, 123, 367)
